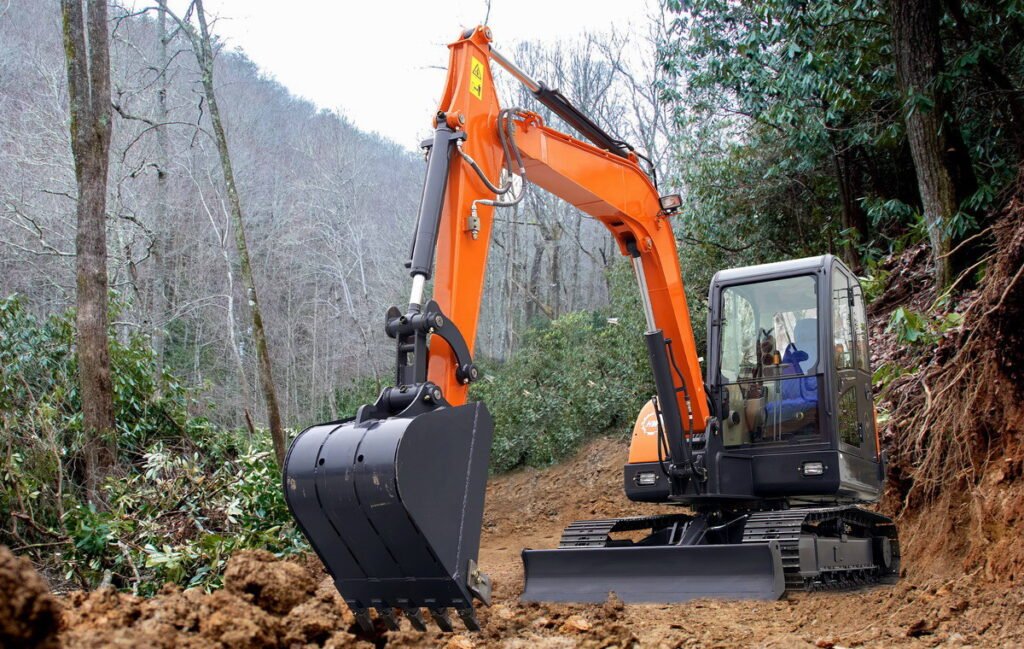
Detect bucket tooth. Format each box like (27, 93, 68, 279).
(457, 607, 481, 631)
(405, 608, 427, 631)
(379, 607, 400, 631)
(354, 609, 374, 634)
(430, 608, 454, 632)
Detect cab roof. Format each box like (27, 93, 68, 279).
(710, 254, 843, 287)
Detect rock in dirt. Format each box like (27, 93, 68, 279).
(0, 545, 60, 649)
(223, 549, 316, 615)
(444, 635, 475, 649)
(559, 614, 592, 633)
(281, 577, 354, 646)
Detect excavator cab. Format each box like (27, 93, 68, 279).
(622, 255, 883, 505)
(707, 256, 883, 500)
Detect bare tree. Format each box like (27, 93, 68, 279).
(167, 0, 286, 464)
(149, 0, 171, 368)
(61, 0, 116, 504)
(0, 1, 436, 438)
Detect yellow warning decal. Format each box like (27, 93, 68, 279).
(469, 56, 484, 100)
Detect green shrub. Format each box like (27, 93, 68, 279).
(0, 295, 304, 593)
(327, 376, 387, 422)
(886, 306, 963, 346)
(472, 263, 654, 472)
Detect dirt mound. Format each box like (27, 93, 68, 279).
(60, 554, 371, 649)
(0, 545, 60, 649)
(223, 549, 317, 615)
(484, 435, 663, 542)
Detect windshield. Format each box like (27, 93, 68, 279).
(718, 275, 822, 446)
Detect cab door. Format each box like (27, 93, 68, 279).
(831, 265, 876, 460)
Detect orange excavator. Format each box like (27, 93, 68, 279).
(283, 26, 899, 633)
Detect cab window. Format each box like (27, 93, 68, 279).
(852, 283, 870, 372)
(832, 271, 855, 370)
(718, 276, 822, 447)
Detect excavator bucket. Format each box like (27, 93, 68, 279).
(521, 541, 786, 603)
(283, 402, 494, 632)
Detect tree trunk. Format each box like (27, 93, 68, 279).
(526, 237, 544, 324)
(549, 222, 562, 317)
(829, 135, 870, 271)
(190, 0, 286, 466)
(150, 0, 171, 369)
(891, 0, 967, 289)
(61, 0, 116, 505)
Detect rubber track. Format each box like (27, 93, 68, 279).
(741, 506, 900, 591)
(557, 506, 900, 593)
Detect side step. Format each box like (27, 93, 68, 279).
(521, 542, 785, 603)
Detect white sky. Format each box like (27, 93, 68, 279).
(172, 0, 645, 149)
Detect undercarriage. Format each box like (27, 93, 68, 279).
(522, 505, 899, 603)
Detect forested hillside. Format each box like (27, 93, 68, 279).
(3, 0, 1024, 647)
(0, 1, 421, 428)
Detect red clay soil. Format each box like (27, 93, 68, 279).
(0, 545, 60, 649)
(32, 435, 1023, 648)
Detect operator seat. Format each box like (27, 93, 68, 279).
(789, 318, 818, 373)
(765, 318, 819, 435)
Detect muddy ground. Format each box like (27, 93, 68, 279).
(12, 435, 1019, 648)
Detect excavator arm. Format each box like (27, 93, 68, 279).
(283, 26, 714, 634)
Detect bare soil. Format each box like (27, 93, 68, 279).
(40, 435, 1024, 648)
(0, 545, 60, 649)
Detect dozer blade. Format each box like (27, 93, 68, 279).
(283, 402, 493, 631)
(521, 541, 785, 603)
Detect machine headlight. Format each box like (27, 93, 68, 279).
(658, 193, 682, 213)
(636, 472, 658, 486)
(801, 461, 825, 476)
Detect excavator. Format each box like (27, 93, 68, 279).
(283, 26, 899, 634)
